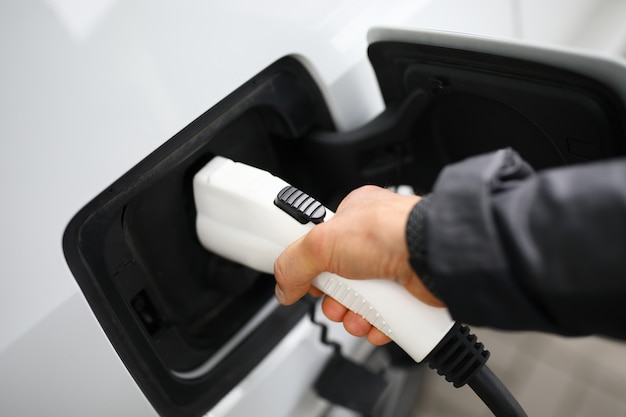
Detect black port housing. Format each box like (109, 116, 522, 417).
(63, 57, 336, 417)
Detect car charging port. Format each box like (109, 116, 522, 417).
(63, 56, 337, 417)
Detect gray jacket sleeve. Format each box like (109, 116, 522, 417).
(422, 148, 626, 339)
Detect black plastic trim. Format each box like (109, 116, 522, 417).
(63, 56, 335, 417)
(303, 41, 626, 200)
(367, 41, 626, 171)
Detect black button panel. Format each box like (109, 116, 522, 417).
(274, 186, 326, 224)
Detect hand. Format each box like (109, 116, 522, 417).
(273, 185, 444, 345)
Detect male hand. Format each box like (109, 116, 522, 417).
(273, 185, 444, 345)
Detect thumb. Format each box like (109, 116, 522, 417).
(273, 233, 325, 305)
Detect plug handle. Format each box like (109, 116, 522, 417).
(193, 156, 454, 362)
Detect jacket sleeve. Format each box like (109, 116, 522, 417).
(420, 148, 626, 340)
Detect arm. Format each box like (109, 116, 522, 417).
(274, 148, 626, 342)
(425, 148, 626, 339)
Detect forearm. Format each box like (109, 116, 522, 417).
(414, 149, 626, 339)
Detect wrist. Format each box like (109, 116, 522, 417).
(406, 195, 440, 300)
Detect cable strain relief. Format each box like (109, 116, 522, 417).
(425, 321, 490, 388)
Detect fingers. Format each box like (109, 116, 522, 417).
(367, 327, 393, 346)
(320, 294, 348, 321)
(322, 296, 392, 346)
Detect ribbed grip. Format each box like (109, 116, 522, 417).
(313, 272, 454, 362)
(314, 273, 393, 336)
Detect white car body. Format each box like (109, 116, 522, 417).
(2, 1, 626, 416)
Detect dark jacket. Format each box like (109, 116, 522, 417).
(409, 149, 626, 340)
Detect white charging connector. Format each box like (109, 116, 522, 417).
(193, 156, 453, 362)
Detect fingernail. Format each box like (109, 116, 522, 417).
(275, 284, 286, 304)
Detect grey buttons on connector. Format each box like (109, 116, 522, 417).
(274, 186, 326, 224)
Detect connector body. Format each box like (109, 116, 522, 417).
(193, 156, 454, 362)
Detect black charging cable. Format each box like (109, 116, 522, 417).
(425, 322, 527, 417)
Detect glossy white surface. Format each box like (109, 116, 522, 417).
(0, 294, 154, 415)
(1, 0, 624, 416)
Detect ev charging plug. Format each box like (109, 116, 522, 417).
(193, 156, 453, 362)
